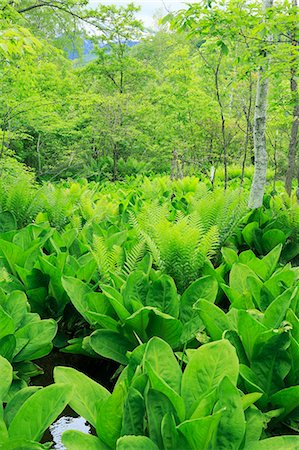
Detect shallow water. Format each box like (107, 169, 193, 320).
(50, 416, 91, 449)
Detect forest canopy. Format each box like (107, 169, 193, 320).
(0, 0, 298, 197)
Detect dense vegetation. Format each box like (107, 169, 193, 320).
(1, 0, 299, 449)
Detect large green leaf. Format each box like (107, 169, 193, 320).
(180, 276, 218, 324)
(229, 263, 258, 295)
(54, 366, 110, 427)
(251, 331, 291, 396)
(243, 406, 265, 447)
(146, 309, 182, 347)
(4, 291, 28, 329)
(161, 413, 180, 450)
(8, 384, 73, 441)
(4, 387, 41, 427)
(145, 361, 185, 422)
(0, 306, 14, 340)
(177, 413, 222, 450)
(0, 440, 48, 450)
(195, 299, 232, 341)
(146, 390, 175, 449)
(145, 275, 179, 318)
(0, 335, 16, 361)
(39, 258, 68, 311)
(144, 337, 182, 393)
(262, 231, 285, 254)
(270, 386, 299, 420)
(244, 436, 299, 449)
(121, 387, 145, 436)
(13, 319, 57, 361)
(0, 356, 12, 401)
(116, 436, 159, 450)
(89, 329, 134, 364)
(123, 271, 148, 311)
(214, 377, 245, 450)
(61, 276, 91, 322)
(97, 383, 126, 448)
(0, 212, 17, 233)
(62, 430, 109, 450)
(237, 310, 267, 362)
(263, 287, 295, 329)
(181, 340, 239, 418)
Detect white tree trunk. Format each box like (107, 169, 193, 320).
(248, 0, 273, 209)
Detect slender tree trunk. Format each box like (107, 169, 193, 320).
(215, 55, 228, 190)
(285, 0, 299, 196)
(241, 74, 254, 187)
(248, 0, 273, 209)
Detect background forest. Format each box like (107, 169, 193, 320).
(0, 0, 298, 190)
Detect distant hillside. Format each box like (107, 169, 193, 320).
(69, 39, 139, 63)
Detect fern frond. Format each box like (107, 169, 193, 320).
(123, 240, 145, 276)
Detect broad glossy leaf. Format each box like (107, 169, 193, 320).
(61, 276, 92, 322)
(54, 366, 110, 427)
(243, 406, 265, 447)
(252, 330, 291, 396)
(145, 361, 185, 421)
(145, 275, 179, 318)
(4, 387, 41, 426)
(214, 377, 245, 450)
(86, 312, 119, 331)
(229, 263, 258, 295)
(8, 384, 73, 441)
(146, 390, 175, 449)
(195, 299, 232, 341)
(263, 287, 295, 329)
(0, 335, 16, 361)
(262, 231, 285, 254)
(0, 305, 14, 340)
(181, 340, 238, 418)
(62, 430, 109, 450)
(161, 413, 179, 450)
(89, 329, 134, 364)
(271, 386, 299, 420)
(116, 436, 159, 450)
(0, 440, 48, 450)
(97, 383, 126, 448)
(180, 276, 218, 324)
(121, 387, 145, 436)
(177, 413, 222, 450)
(0, 356, 12, 401)
(237, 310, 267, 362)
(5, 291, 28, 329)
(123, 271, 148, 311)
(221, 247, 238, 267)
(144, 337, 182, 393)
(244, 436, 299, 449)
(14, 319, 57, 361)
(146, 309, 182, 347)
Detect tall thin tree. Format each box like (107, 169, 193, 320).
(248, 0, 274, 209)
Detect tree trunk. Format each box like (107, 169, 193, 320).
(248, 0, 273, 209)
(285, 0, 299, 196)
(215, 55, 228, 190)
(241, 74, 254, 187)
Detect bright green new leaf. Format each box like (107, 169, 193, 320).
(54, 366, 110, 427)
(8, 384, 73, 441)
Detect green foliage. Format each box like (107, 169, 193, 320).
(55, 338, 299, 449)
(0, 355, 72, 449)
